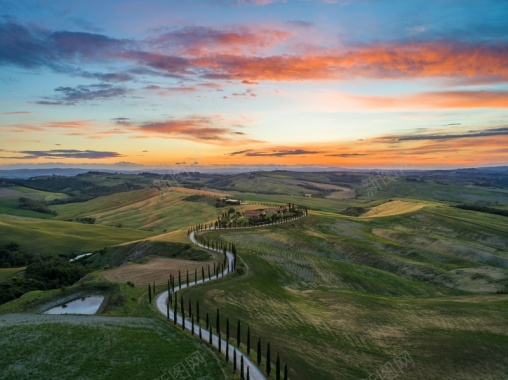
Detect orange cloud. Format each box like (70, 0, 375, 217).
(136, 116, 262, 145)
(353, 90, 508, 109)
(190, 41, 508, 81)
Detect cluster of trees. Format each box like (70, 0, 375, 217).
(454, 204, 508, 217)
(0, 258, 89, 304)
(10, 172, 145, 204)
(0, 243, 32, 267)
(18, 197, 57, 215)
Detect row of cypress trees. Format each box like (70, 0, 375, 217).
(166, 292, 289, 379)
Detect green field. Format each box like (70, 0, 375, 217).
(0, 314, 226, 380)
(0, 216, 154, 256)
(52, 188, 222, 232)
(181, 206, 508, 379)
(0, 267, 25, 283)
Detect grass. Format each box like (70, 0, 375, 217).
(0, 315, 227, 380)
(0, 216, 154, 256)
(52, 188, 223, 233)
(179, 208, 508, 379)
(0, 267, 25, 282)
(0, 199, 56, 219)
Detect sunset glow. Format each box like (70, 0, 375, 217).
(1, 0, 507, 169)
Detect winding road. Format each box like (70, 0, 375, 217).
(155, 215, 305, 380)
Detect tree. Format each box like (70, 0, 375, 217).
(209, 325, 212, 345)
(218, 332, 222, 353)
(257, 338, 262, 366)
(216, 308, 220, 335)
(196, 300, 200, 323)
(276, 353, 280, 380)
(178, 270, 181, 290)
(186, 270, 189, 287)
(191, 315, 195, 335)
(237, 320, 241, 347)
(266, 342, 271, 377)
(241, 355, 245, 379)
(188, 298, 192, 317)
(194, 268, 197, 284)
(284, 364, 288, 380)
(233, 348, 237, 372)
(206, 312, 209, 330)
(173, 294, 177, 325)
(181, 296, 185, 330)
(247, 326, 251, 355)
(247, 367, 250, 380)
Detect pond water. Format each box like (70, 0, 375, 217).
(44, 295, 105, 315)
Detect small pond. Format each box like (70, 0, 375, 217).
(43, 295, 105, 315)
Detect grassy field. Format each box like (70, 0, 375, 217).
(180, 207, 508, 379)
(52, 188, 223, 233)
(0, 315, 227, 380)
(0, 215, 154, 256)
(0, 267, 25, 282)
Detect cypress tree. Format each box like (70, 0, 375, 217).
(284, 364, 288, 380)
(194, 268, 197, 284)
(224, 316, 230, 358)
(237, 320, 241, 347)
(186, 270, 189, 287)
(257, 338, 261, 366)
(226, 335, 229, 362)
(199, 321, 202, 339)
(208, 265, 211, 280)
(167, 279, 170, 296)
(209, 325, 212, 345)
(247, 326, 251, 355)
(173, 297, 177, 325)
(276, 353, 280, 380)
(191, 315, 194, 335)
(241, 355, 244, 379)
(206, 312, 209, 330)
(166, 298, 169, 319)
(216, 308, 220, 336)
(218, 332, 221, 353)
(247, 367, 250, 380)
(196, 300, 200, 323)
(202, 266, 205, 282)
(233, 348, 237, 372)
(266, 342, 271, 377)
(178, 270, 181, 290)
(181, 296, 185, 329)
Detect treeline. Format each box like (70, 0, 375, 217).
(453, 204, 508, 217)
(0, 243, 33, 267)
(0, 258, 89, 304)
(8, 173, 144, 203)
(18, 197, 57, 215)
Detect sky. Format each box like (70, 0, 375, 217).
(1, 0, 507, 170)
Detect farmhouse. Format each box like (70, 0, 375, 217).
(245, 209, 265, 218)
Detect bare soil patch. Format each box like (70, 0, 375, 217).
(101, 257, 213, 286)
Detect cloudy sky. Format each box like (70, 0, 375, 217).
(1, 0, 507, 169)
